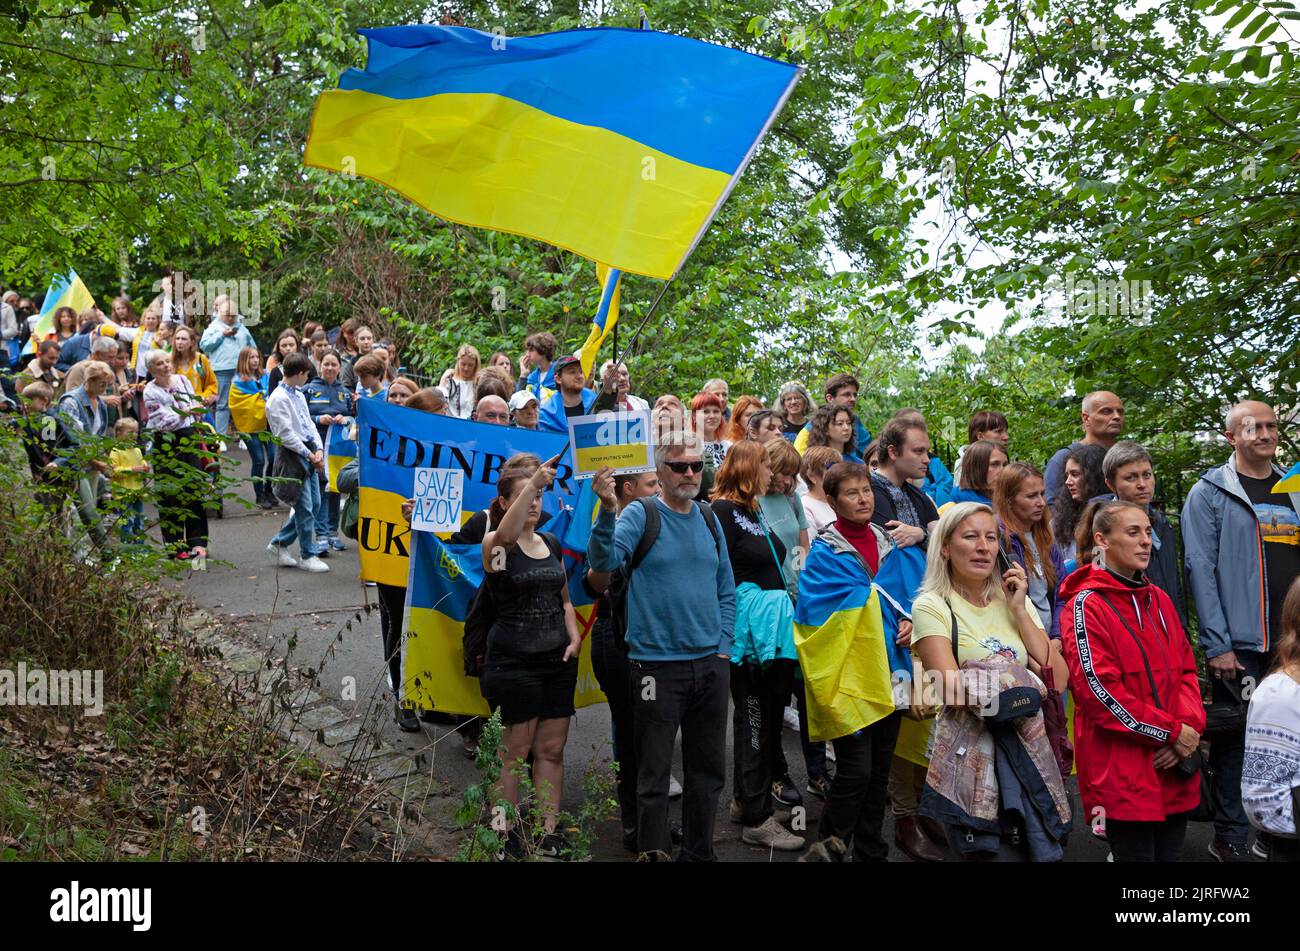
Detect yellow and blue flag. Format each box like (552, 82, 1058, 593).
(324, 422, 357, 493)
(304, 25, 801, 280)
(793, 538, 906, 743)
(355, 397, 577, 586)
(26, 269, 95, 354)
(403, 533, 605, 715)
(576, 263, 621, 377)
(1274, 460, 1300, 494)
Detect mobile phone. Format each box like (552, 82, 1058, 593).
(995, 546, 1013, 577)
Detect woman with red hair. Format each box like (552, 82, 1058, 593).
(711, 441, 804, 851)
(691, 390, 731, 470)
(725, 395, 765, 444)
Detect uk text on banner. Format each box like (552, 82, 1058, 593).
(26, 269, 95, 353)
(354, 398, 576, 587)
(324, 422, 357, 493)
(303, 25, 801, 280)
(402, 532, 605, 715)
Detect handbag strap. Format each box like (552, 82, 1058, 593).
(1095, 591, 1163, 710)
(943, 597, 959, 666)
(755, 505, 789, 590)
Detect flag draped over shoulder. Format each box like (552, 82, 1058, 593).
(793, 538, 900, 743)
(27, 270, 94, 351)
(303, 25, 801, 280)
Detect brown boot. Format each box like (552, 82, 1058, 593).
(894, 815, 946, 862)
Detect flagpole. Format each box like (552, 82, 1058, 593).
(611, 273, 675, 368)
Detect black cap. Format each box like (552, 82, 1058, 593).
(552, 354, 582, 376)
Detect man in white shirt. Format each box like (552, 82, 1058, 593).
(265, 353, 329, 572)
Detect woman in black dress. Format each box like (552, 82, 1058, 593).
(480, 456, 582, 852)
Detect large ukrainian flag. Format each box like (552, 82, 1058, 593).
(25, 269, 95, 354)
(793, 539, 899, 743)
(304, 25, 801, 280)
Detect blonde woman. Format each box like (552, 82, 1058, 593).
(439, 344, 481, 419)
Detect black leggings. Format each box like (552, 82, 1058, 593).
(376, 582, 407, 702)
(1107, 815, 1189, 862)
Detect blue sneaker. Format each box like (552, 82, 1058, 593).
(329, 537, 347, 551)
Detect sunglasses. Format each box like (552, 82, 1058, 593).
(665, 461, 704, 474)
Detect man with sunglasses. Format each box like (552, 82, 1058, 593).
(589, 431, 736, 861)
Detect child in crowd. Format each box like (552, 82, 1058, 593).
(108, 416, 150, 543)
(353, 353, 388, 401)
(229, 346, 276, 510)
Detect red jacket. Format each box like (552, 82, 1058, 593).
(1059, 565, 1206, 823)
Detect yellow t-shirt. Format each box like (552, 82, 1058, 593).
(911, 590, 1042, 666)
(109, 446, 146, 492)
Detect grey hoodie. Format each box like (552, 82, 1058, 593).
(1181, 454, 1300, 658)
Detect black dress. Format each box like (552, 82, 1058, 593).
(479, 532, 577, 724)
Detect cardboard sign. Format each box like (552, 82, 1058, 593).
(567, 411, 655, 478)
(410, 467, 464, 533)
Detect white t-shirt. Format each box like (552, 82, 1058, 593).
(800, 492, 836, 535)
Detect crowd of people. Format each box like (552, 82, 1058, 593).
(3, 284, 1299, 864)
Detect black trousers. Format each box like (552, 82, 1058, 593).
(376, 582, 407, 702)
(151, 428, 209, 552)
(1107, 815, 1189, 862)
(817, 712, 902, 861)
(1209, 649, 1268, 846)
(589, 618, 637, 830)
(631, 654, 729, 860)
(730, 658, 797, 827)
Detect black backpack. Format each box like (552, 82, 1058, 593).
(462, 532, 561, 677)
(606, 498, 722, 654)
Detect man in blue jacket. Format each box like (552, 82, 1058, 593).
(536, 355, 595, 433)
(1183, 399, 1300, 862)
(199, 297, 257, 437)
(588, 432, 736, 861)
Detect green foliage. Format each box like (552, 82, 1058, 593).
(454, 709, 617, 862)
(827, 0, 1299, 473)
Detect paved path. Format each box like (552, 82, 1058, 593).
(180, 449, 1224, 862)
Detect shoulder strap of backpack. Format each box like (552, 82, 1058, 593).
(944, 597, 960, 665)
(627, 497, 661, 573)
(693, 499, 722, 551)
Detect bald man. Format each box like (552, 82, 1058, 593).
(1043, 390, 1125, 506)
(1183, 399, 1300, 862)
(471, 394, 510, 426)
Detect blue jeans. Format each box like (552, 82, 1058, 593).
(271, 467, 321, 559)
(118, 498, 145, 543)
(242, 431, 276, 496)
(214, 369, 236, 435)
(313, 472, 340, 540)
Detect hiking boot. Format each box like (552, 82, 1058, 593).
(742, 816, 805, 851)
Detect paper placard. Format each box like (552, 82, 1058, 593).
(566, 411, 655, 478)
(410, 467, 464, 533)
